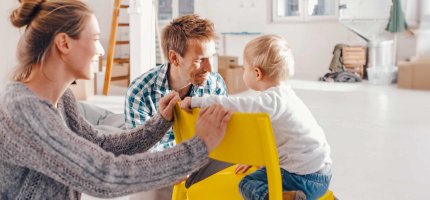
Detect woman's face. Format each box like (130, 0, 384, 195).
(67, 15, 104, 80)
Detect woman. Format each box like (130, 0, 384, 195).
(0, 0, 232, 199)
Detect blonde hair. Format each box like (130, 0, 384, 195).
(10, 0, 92, 81)
(161, 14, 216, 60)
(244, 34, 295, 82)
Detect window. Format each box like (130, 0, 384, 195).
(272, 0, 338, 22)
(157, 0, 194, 22)
(158, 0, 172, 20)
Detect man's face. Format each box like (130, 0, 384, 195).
(177, 39, 216, 86)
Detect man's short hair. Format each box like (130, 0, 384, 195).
(161, 14, 216, 60)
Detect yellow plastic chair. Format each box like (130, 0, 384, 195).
(171, 105, 335, 200)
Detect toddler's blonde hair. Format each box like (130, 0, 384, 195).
(244, 34, 294, 82)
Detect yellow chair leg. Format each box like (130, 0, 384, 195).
(172, 181, 187, 200)
(318, 190, 335, 200)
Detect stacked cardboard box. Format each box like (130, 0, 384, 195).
(217, 56, 248, 94)
(342, 46, 367, 78)
(397, 56, 430, 90)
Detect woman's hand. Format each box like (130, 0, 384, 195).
(195, 104, 233, 152)
(159, 91, 181, 121)
(180, 97, 192, 112)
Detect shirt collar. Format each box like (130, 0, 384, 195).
(158, 63, 208, 96)
(157, 63, 172, 92)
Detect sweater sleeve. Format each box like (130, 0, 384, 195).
(61, 89, 169, 156)
(1, 96, 209, 198)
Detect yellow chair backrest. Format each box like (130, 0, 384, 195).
(172, 105, 283, 200)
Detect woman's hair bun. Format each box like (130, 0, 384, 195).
(10, 0, 47, 28)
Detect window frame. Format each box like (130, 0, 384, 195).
(272, 0, 339, 22)
(157, 0, 194, 23)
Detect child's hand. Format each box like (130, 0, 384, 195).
(180, 97, 192, 112)
(235, 164, 252, 174)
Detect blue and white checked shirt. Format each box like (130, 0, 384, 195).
(125, 63, 228, 152)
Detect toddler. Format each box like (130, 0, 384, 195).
(181, 34, 332, 200)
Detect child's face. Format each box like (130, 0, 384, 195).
(242, 57, 258, 90)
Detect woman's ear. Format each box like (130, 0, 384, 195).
(54, 33, 71, 54)
(169, 50, 179, 67)
(254, 67, 263, 81)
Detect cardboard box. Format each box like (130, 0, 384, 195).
(70, 79, 95, 100)
(217, 56, 247, 94)
(397, 57, 430, 90)
(342, 46, 367, 78)
(217, 56, 238, 77)
(224, 64, 248, 94)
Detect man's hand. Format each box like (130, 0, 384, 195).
(180, 97, 192, 112)
(159, 91, 181, 121)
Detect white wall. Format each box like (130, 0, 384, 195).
(88, 0, 156, 82)
(417, 0, 430, 56)
(68, 0, 430, 80)
(0, 0, 424, 83)
(86, 0, 132, 59)
(0, 0, 115, 89)
(85, 0, 115, 56)
(0, 1, 21, 89)
(196, 0, 364, 79)
(0, 0, 123, 90)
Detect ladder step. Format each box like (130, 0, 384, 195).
(116, 41, 129, 45)
(113, 58, 130, 63)
(111, 75, 129, 81)
(103, 0, 131, 95)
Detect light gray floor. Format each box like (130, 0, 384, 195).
(83, 80, 430, 200)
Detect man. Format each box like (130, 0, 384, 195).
(125, 14, 231, 192)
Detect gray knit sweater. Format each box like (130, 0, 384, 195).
(0, 82, 209, 199)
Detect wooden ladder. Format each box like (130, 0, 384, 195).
(102, 0, 130, 95)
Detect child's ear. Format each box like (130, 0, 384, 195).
(254, 67, 263, 81)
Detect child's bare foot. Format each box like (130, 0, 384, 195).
(282, 190, 306, 200)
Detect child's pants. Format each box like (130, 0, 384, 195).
(239, 167, 331, 200)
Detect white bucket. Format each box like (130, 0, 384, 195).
(368, 40, 395, 69)
(367, 67, 397, 85)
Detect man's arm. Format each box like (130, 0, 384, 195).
(124, 86, 175, 152)
(125, 89, 153, 129)
(63, 89, 169, 155)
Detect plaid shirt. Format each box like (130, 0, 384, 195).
(125, 63, 228, 152)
